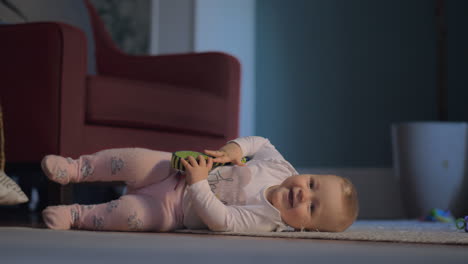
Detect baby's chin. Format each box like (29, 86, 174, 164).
(266, 186, 287, 210)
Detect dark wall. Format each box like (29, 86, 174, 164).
(256, 0, 443, 167)
(447, 0, 468, 122)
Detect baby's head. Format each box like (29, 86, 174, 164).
(267, 174, 358, 232)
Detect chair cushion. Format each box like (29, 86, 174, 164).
(86, 76, 226, 137)
(0, 171, 29, 205)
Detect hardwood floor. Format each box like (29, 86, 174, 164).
(1, 226, 467, 264)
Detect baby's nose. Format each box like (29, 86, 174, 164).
(300, 188, 313, 202)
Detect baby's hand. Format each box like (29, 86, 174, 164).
(181, 155, 213, 185)
(205, 142, 246, 167)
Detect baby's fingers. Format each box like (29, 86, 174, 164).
(205, 151, 229, 163)
(198, 155, 206, 166)
(204, 150, 225, 157)
(207, 157, 213, 170)
(187, 156, 198, 166)
(180, 158, 192, 169)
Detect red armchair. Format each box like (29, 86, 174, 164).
(0, 0, 240, 204)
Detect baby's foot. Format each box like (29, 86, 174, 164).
(41, 155, 77, 185)
(42, 205, 80, 230)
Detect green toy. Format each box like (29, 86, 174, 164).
(171, 151, 249, 172)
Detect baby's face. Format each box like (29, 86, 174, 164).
(267, 174, 346, 231)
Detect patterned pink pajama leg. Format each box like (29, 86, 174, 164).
(42, 148, 174, 189)
(42, 148, 186, 231)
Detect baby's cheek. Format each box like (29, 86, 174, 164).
(280, 208, 307, 229)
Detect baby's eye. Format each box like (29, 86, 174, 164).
(309, 180, 314, 189)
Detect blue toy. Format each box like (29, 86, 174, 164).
(422, 208, 455, 223)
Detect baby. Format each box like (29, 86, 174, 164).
(42, 136, 359, 232)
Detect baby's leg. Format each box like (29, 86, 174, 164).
(42, 171, 185, 232)
(42, 148, 174, 189)
(42, 192, 183, 232)
(42, 195, 153, 231)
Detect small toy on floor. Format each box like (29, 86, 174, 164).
(421, 208, 455, 223)
(456, 216, 468, 232)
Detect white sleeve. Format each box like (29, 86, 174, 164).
(186, 179, 274, 232)
(229, 136, 286, 161)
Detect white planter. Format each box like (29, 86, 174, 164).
(392, 122, 468, 218)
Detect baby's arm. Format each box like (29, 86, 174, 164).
(228, 136, 286, 161)
(181, 156, 270, 232)
(187, 180, 271, 232)
(205, 136, 286, 163)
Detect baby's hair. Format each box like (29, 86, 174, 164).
(338, 176, 359, 231)
(309, 176, 358, 232)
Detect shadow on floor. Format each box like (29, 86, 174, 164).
(0, 207, 45, 228)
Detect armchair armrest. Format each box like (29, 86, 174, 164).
(97, 51, 241, 98)
(100, 52, 241, 140)
(0, 22, 87, 162)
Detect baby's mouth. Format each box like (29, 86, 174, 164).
(289, 189, 293, 208)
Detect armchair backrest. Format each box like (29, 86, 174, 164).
(83, 0, 124, 74)
(0, 0, 97, 74)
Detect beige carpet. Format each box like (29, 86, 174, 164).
(176, 220, 468, 245)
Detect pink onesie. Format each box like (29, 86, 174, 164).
(42, 148, 186, 231)
(42, 137, 298, 232)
